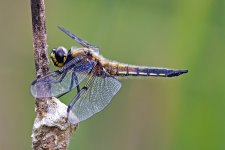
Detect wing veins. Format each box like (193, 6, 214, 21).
(68, 68, 122, 124)
(58, 26, 98, 50)
(31, 56, 96, 98)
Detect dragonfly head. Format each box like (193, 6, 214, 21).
(51, 47, 68, 67)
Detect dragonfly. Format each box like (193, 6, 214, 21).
(31, 26, 188, 124)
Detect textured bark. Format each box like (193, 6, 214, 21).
(30, 0, 76, 149)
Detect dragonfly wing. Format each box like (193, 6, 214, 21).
(31, 57, 96, 98)
(58, 26, 99, 52)
(68, 71, 122, 124)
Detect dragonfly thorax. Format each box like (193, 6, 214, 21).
(70, 47, 97, 58)
(51, 47, 68, 67)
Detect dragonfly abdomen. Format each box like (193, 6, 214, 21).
(136, 67, 188, 77)
(105, 62, 188, 77)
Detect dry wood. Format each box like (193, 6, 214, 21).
(30, 0, 76, 149)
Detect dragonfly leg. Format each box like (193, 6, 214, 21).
(66, 71, 82, 112)
(67, 85, 88, 113)
(54, 72, 70, 98)
(73, 72, 81, 94)
(56, 71, 79, 98)
(67, 67, 97, 114)
(54, 70, 67, 83)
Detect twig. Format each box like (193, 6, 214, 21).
(30, 0, 76, 149)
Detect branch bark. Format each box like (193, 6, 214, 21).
(30, 0, 76, 149)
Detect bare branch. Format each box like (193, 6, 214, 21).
(31, 0, 49, 78)
(30, 0, 76, 149)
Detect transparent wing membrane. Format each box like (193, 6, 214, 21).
(68, 70, 121, 124)
(31, 57, 96, 98)
(58, 26, 99, 51)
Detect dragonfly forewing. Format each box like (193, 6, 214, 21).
(31, 57, 96, 98)
(58, 26, 99, 52)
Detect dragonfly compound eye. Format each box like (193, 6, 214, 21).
(51, 47, 68, 67)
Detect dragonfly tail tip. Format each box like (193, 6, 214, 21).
(167, 69, 188, 77)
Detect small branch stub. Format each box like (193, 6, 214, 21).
(30, 0, 76, 149)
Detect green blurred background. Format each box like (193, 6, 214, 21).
(0, 0, 225, 149)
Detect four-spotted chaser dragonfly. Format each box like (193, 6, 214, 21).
(31, 26, 188, 124)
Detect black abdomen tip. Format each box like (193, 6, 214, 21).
(167, 69, 188, 77)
